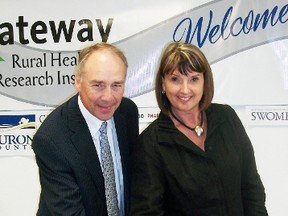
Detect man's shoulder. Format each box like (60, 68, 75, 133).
(118, 97, 138, 113)
(37, 95, 77, 132)
(120, 97, 137, 107)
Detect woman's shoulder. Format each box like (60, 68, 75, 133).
(208, 103, 236, 114)
(206, 103, 239, 123)
(140, 112, 171, 134)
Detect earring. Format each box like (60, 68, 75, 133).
(161, 90, 166, 94)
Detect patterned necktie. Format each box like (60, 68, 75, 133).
(99, 121, 120, 216)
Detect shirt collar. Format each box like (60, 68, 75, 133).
(78, 96, 112, 137)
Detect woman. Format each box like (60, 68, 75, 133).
(130, 42, 268, 215)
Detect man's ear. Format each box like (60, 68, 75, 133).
(74, 74, 81, 91)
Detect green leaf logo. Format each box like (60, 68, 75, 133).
(0, 56, 5, 62)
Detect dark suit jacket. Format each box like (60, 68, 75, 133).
(32, 94, 139, 216)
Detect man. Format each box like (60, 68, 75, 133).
(32, 43, 139, 216)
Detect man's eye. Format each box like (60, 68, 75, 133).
(94, 83, 104, 88)
(112, 83, 123, 90)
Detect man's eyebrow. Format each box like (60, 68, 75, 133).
(90, 79, 102, 82)
(114, 81, 125, 84)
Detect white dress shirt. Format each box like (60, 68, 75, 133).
(78, 96, 124, 216)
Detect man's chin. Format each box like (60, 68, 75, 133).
(96, 111, 114, 121)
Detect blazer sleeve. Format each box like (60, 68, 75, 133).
(130, 124, 166, 216)
(226, 105, 268, 216)
(33, 131, 86, 216)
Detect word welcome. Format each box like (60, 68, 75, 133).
(0, 16, 113, 45)
(173, 3, 288, 47)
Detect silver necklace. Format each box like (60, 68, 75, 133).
(170, 109, 204, 137)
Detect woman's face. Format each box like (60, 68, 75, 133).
(162, 69, 204, 113)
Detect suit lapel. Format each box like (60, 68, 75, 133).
(114, 111, 128, 173)
(66, 95, 106, 200)
(65, 96, 131, 211)
(114, 109, 130, 205)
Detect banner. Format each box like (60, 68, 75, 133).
(1, 0, 288, 153)
(0, 109, 50, 155)
(1, 1, 288, 215)
(246, 106, 288, 126)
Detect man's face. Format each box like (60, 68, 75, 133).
(75, 50, 126, 121)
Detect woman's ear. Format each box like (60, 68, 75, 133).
(162, 77, 165, 92)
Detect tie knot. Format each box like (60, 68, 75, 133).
(99, 121, 107, 134)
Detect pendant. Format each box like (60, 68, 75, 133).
(194, 125, 204, 137)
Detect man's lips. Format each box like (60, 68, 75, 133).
(99, 105, 113, 113)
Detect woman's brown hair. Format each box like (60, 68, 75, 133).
(155, 41, 214, 114)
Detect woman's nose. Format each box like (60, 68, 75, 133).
(180, 82, 189, 93)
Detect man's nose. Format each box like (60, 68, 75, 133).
(102, 87, 113, 100)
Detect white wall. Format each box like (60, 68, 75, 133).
(1, 1, 287, 215)
(236, 108, 288, 216)
(0, 156, 40, 216)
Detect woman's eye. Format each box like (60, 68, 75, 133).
(191, 77, 199, 82)
(171, 76, 179, 82)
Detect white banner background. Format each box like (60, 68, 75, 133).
(0, 0, 287, 215)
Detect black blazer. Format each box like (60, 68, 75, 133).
(32, 94, 139, 216)
(131, 104, 267, 216)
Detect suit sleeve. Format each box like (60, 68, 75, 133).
(227, 105, 268, 216)
(33, 132, 86, 216)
